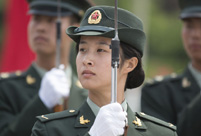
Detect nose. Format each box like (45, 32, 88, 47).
(191, 28, 201, 39)
(83, 55, 94, 66)
(36, 21, 46, 33)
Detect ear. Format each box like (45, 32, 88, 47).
(123, 57, 138, 74)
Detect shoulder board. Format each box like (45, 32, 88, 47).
(136, 112, 176, 131)
(144, 73, 181, 86)
(0, 70, 24, 80)
(37, 109, 78, 122)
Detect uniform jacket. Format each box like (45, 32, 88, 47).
(0, 64, 88, 136)
(31, 101, 177, 136)
(141, 67, 201, 136)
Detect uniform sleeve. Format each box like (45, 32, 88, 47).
(31, 120, 48, 136)
(0, 87, 50, 136)
(141, 83, 176, 124)
(177, 94, 201, 136)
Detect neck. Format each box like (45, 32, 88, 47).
(89, 86, 125, 107)
(192, 60, 201, 72)
(35, 54, 68, 71)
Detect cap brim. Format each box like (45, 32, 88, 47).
(28, 1, 82, 17)
(28, 9, 73, 17)
(180, 6, 201, 19)
(66, 26, 146, 56)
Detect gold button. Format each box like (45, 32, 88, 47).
(69, 110, 75, 113)
(169, 123, 174, 127)
(140, 112, 146, 115)
(1, 73, 9, 78)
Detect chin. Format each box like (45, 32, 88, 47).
(81, 82, 96, 90)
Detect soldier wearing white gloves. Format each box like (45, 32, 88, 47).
(39, 65, 70, 110)
(89, 103, 127, 136)
(0, 1, 91, 136)
(31, 6, 177, 136)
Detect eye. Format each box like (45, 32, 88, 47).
(79, 48, 86, 52)
(33, 15, 40, 22)
(47, 17, 56, 23)
(97, 49, 105, 52)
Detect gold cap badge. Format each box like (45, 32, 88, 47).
(88, 10, 102, 24)
(80, 115, 90, 125)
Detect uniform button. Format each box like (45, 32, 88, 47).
(169, 123, 174, 127)
(140, 112, 146, 115)
(69, 110, 75, 113)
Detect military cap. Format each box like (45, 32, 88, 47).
(66, 6, 146, 56)
(179, 0, 201, 19)
(27, 0, 93, 18)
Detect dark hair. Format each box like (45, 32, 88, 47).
(119, 42, 145, 90)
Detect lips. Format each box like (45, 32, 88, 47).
(82, 70, 95, 77)
(34, 36, 48, 42)
(189, 43, 201, 50)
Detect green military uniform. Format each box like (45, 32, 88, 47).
(31, 5, 177, 136)
(0, 0, 92, 135)
(32, 101, 177, 136)
(141, 0, 201, 136)
(141, 66, 201, 135)
(0, 64, 88, 136)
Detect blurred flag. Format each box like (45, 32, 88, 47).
(0, 0, 35, 73)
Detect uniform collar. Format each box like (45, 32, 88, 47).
(32, 62, 72, 87)
(74, 101, 148, 136)
(188, 63, 201, 89)
(87, 97, 128, 116)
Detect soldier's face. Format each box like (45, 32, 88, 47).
(28, 15, 72, 58)
(182, 18, 201, 63)
(76, 36, 113, 93)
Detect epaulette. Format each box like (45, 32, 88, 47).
(144, 73, 180, 86)
(136, 112, 176, 131)
(0, 70, 23, 80)
(37, 109, 78, 123)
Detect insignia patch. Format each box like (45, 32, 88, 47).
(26, 75, 36, 85)
(88, 10, 102, 24)
(133, 117, 142, 127)
(182, 77, 191, 88)
(80, 115, 90, 125)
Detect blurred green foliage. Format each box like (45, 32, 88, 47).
(146, 0, 189, 78)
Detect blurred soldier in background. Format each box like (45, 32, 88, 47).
(141, 0, 201, 135)
(0, 0, 93, 136)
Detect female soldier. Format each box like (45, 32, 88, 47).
(31, 6, 177, 136)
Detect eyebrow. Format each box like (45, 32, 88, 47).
(79, 40, 110, 46)
(98, 41, 110, 46)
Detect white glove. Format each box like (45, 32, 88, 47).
(89, 103, 127, 136)
(39, 65, 70, 109)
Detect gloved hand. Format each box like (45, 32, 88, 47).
(39, 65, 70, 109)
(89, 103, 127, 136)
